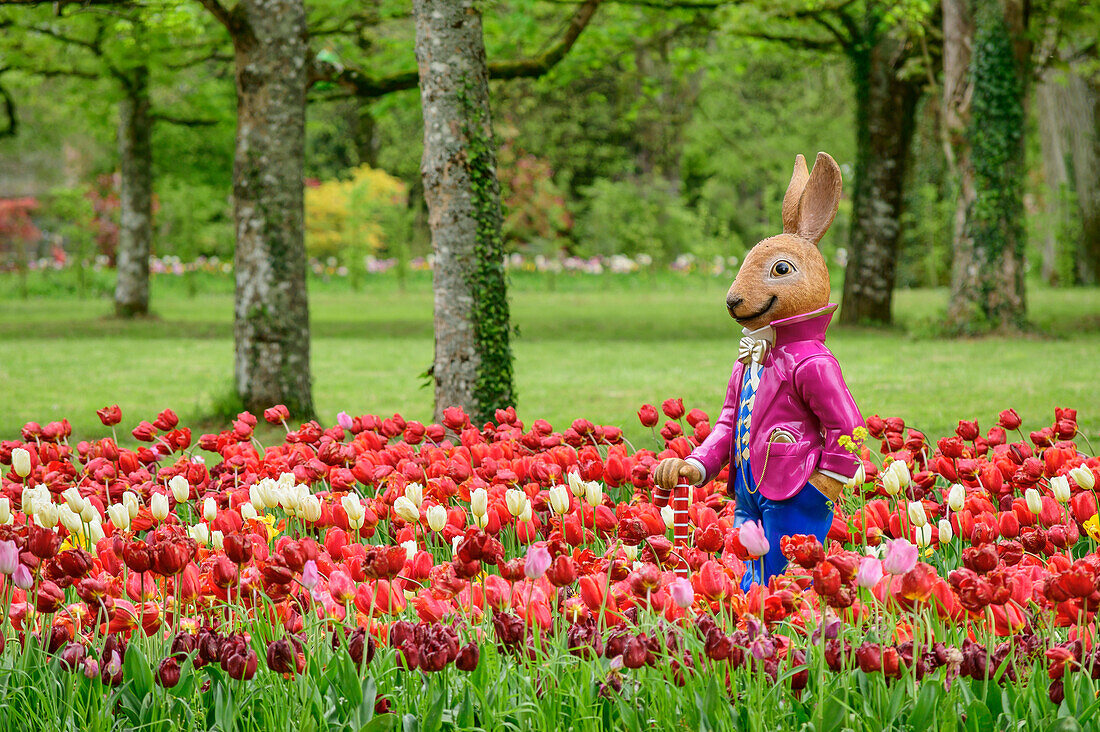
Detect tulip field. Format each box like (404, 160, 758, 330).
(1, 397, 1099, 731)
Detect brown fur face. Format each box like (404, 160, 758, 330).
(725, 152, 842, 331)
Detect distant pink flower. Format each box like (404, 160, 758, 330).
(337, 412, 354, 431)
(525, 544, 551, 579)
(882, 539, 918, 576)
(856, 556, 883, 588)
(739, 520, 770, 558)
(668, 577, 694, 609)
(0, 540, 18, 575)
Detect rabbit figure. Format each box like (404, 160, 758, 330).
(653, 152, 863, 588)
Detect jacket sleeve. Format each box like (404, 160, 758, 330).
(687, 366, 740, 484)
(793, 353, 862, 479)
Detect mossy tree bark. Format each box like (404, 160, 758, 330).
(203, 0, 314, 418)
(840, 26, 922, 326)
(114, 64, 153, 318)
(942, 0, 1029, 331)
(413, 0, 515, 424)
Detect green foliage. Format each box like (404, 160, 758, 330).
(157, 178, 234, 260)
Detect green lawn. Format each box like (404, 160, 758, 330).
(1, 272, 1098, 446)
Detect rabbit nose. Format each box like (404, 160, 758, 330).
(726, 295, 743, 315)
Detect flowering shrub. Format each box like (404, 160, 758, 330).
(0, 403, 1097, 728)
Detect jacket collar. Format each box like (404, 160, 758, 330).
(769, 303, 837, 348)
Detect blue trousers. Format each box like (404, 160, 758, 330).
(731, 461, 834, 591)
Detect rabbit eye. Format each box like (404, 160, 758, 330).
(771, 260, 794, 277)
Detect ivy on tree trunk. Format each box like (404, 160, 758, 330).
(413, 0, 515, 424)
(114, 64, 152, 319)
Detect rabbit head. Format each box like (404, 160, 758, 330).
(725, 152, 842, 331)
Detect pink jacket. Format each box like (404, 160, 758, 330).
(688, 304, 862, 501)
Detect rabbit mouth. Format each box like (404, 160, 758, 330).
(731, 295, 777, 324)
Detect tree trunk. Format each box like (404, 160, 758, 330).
(943, 0, 1028, 332)
(840, 31, 922, 326)
(1036, 76, 1069, 285)
(229, 0, 314, 417)
(414, 0, 515, 424)
(114, 64, 153, 318)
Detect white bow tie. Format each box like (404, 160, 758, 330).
(738, 335, 771, 365)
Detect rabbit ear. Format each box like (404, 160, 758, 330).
(795, 152, 842, 246)
(781, 154, 809, 235)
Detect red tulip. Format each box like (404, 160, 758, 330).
(96, 405, 122, 427)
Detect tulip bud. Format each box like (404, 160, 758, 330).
(426, 504, 447, 533)
(299, 496, 322, 523)
(11, 448, 31, 478)
(211, 530, 224, 551)
(907, 501, 927, 528)
(505, 489, 525, 517)
(36, 503, 59, 529)
(123, 492, 140, 520)
(1050, 475, 1071, 503)
(62, 487, 85, 514)
(107, 504, 130, 531)
(240, 503, 258, 521)
(58, 507, 83, 534)
(393, 496, 420, 524)
(1070, 466, 1096, 491)
(79, 503, 97, 524)
(856, 556, 883, 588)
(937, 518, 953, 543)
(622, 543, 639, 562)
(518, 500, 533, 524)
(470, 487, 488, 518)
(947, 483, 965, 512)
(1025, 488, 1043, 515)
(150, 493, 169, 522)
(882, 470, 901, 496)
(169, 475, 190, 503)
(846, 463, 866, 489)
(87, 519, 105, 543)
(548, 484, 570, 515)
(400, 540, 416, 563)
(189, 522, 210, 546)
(889, 460, 911, 488)
(472, 512, 489, 529)
(0, 497, 9, 524)
(203, 498, 217, 523)
(584, 481, 603, 509)
(661, 505, 674, 530)
(915, 522, 932, 548)
(567, 472, 585, 498)
(404, 482, 423, 508)
(668, 577, 694, 609)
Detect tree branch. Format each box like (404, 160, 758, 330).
(312, 0, 601, 98)
(150, 113, 219, 126)
(727, 29, 841, 51)
(0, 73, 16, 138)
(198, 0, 237, 33)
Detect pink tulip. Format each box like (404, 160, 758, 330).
(882, 539, 918, 576)
(525, 544, 551, 579)
(856, 556, 883, 588)
(337, 412, 354, 431)
(739, 520, 770, 558)
(0, 540, 17, 575)
(301, 560, 319, 590)
(668, 577, 694, 609)
(12, 564, 32, 590)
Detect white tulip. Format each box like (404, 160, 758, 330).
(451, 535, 463, 556)
(426, 504, 447, 533)
(519, 499, 533, 524)
(915, 522, 933, 548)
(394, 496, 420, 523)
(1050, 475, 1071, 503)
(87, 519, 105, 543)
(937, 518, 954, 543)
(846, 463, 866, 489)
(889, 460, 911, 488)
(59, 506, 83, 534)
(0, 497, 10, 524)
(21, 487, 35, 516)
(584, 481, 603, 508)
(240, 503, 258, 521)
(567, 471, 586, 498)
(1069, 465, 1096, 491)
(404, 482, 423, 508)
(505, 488, 525, 517)
(548, 484, 570, 514)
(107, 503, 130, 531)
(11, 448, 31, 478)
(622, 544, 639, 561)
(1025, 488, 1043, 515)
(299, 496, 322, 523)
(249, 485, 265, 512)
(79, 503, 97, 524)
(947, 483, 966, 512)
(470, 487, 488, 518)
(261, 479, 281, 509)
(203, 497, 218, 523)
(169, 475, 190, 503)
(401, 540, 417, 562)
(882, 470, 901, 496)
(62, 487, 86, 514)
(36, 503, 59, 529)
(210, 529, 224, 550)
(472, 512, 489, 529)
(341, 494, 365, 524)
(907, 501, 927, 528)
(661, 505, 675, 530)
(123, 492, 140, 520)
(150, 493, 169, 521)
